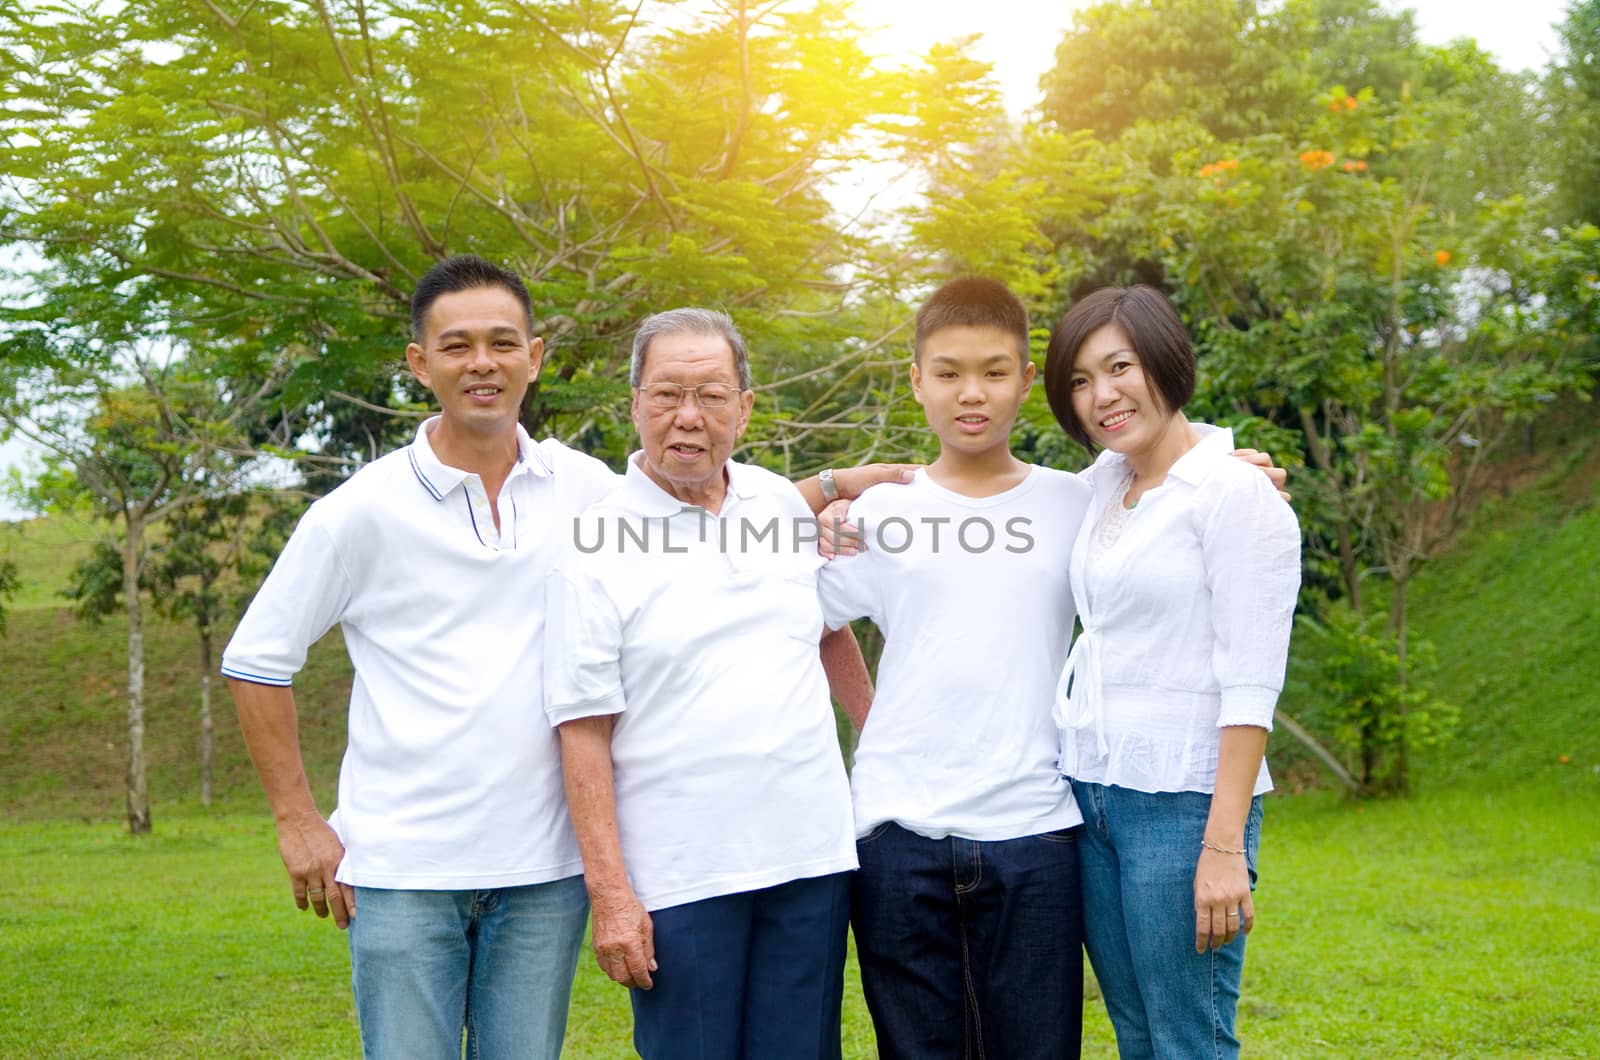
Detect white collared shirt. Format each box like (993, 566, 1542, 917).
(1055, 425, 1301, 795)
(817, 466, 1089, 841)
(544, 455, 858, 911)
(222, 417, 619, 889)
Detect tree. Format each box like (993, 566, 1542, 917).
(1136, 89, 1594, 790)
(0, 312, 292, 831)
(0, 0, 1005, 476)
(66, 488, 284, 807)
(1547, 0, 1600, 225)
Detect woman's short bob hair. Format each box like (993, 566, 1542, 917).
(1043, 285, 1196, 453)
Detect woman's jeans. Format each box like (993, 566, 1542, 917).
(850, 821, 1084, 1059)
(1069, 781, 1263, 1060)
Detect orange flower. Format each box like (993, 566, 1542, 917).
(1198, 158, 1240, 179)
(1434, 249, 1451, 266)
(1328, 95, 1358, 112)
(1344, 95, 1358, 111)
(1299, 149, 1335, 171)
(1341, 159, 1368, 173)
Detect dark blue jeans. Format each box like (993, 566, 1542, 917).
(851, 822, 1084, 1059)
(630, 872, 852, 1060)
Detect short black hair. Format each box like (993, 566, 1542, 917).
(913, 277, 1029, 365)
(410, 255, 534, 341)
(1042, 285, 1195, 453)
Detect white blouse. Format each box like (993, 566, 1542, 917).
(1055, 425, 1302, 795)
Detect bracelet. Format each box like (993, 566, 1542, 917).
(819, 467, 840, 502)
(1201, 839, 1246, 856)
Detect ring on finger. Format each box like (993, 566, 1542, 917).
(307, 888, 325, 899)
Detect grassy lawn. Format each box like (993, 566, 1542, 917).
(4, 780, 1596, 1058)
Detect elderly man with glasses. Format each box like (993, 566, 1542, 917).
(546, 308, 867, 1060)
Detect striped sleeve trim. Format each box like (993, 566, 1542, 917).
(219, 666, 294, 687)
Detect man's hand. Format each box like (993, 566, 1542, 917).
(1231, 448, 1290, 503)
(276, 809, 356, 929)
(589, 886, 657, 990)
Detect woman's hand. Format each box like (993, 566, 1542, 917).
(1194, 844, 1255, 952)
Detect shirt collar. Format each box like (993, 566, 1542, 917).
(616, 452, 759, 517)
(1086, 421, 1233, 491)
(1165, 423, 1234, 485)
(406, 416, 548, 502)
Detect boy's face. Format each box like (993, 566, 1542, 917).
(910, 324, 1035, 458)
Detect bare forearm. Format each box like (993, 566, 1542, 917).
(229, 677, 319, 821)
(795, 463, 916, 514)
(820, 626, 874, 731)
(558, 716, 631, 895)
(1206, 725, 1269, 845)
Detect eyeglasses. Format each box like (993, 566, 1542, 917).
(637, 382, 743, 409)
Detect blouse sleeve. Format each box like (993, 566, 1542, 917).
(1199, 467, 1302, 729)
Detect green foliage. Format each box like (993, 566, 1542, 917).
(1288, 598, 1457, 793)
(0, 553, 16, 634)
(1547, 0, 1600, 225)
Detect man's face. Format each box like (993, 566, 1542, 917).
(405, 286, 542, 439)
(910, 324, 1035, 457)
(630, 331, 754, 502)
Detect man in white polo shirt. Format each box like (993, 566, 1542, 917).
(545, 309, 863, 1060)
(222, 255, 619, 1058)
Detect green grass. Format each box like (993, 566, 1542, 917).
(4, 784, 1596, 1057)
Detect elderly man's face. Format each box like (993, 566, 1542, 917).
(630, 330, 754, 506)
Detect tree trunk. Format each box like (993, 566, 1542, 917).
(198, 622, 214, 807)
(123, 516, 151, 834)
(1275, 709, 1363, 795)
(1391, 574, 1411, 792)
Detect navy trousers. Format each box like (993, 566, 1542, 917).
(631, 871, 852, 1060)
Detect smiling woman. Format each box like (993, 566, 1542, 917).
(1041, 285, 1302, 1060)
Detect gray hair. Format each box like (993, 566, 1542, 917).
(629, 308, 753, 390)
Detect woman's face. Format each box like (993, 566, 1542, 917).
(1068, 323, 1172, 455)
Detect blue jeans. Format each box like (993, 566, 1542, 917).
(347, 876, 588, 1060)
(1070, 781, 1263, 1060)
(631, 872, 852, 1060)
(850, 822, 1084, 1059)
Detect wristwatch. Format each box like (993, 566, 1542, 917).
(819, 467, 840, 503)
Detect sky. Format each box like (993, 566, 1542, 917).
(0, 0, 1574, 519)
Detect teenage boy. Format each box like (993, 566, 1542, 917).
(818, 278, 1288, 1058)
(816, 277, 1088, 1059)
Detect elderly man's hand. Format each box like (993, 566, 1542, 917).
(590, 886, 657, 990)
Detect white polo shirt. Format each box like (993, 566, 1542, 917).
(817, 466, 1090, 841)
(222, 418, 619, 889)
(544, 455, 858, 912)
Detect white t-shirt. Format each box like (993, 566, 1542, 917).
(1056, 425, 1302, 795)
(221, 419, 619, 889)
(544, 455, 858, 912)
(817, 466, 1091, 841)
